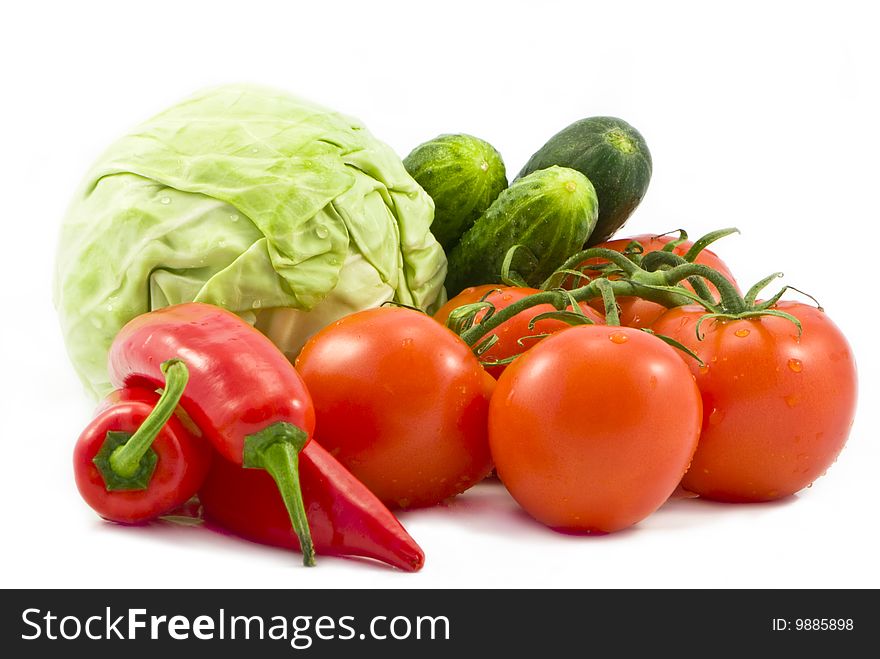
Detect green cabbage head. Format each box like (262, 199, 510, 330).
(54, 85, 447, 398)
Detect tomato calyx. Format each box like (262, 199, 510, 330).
(695, 272, 827, 339)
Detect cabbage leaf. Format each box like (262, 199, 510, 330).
(54, 85, 446, 397)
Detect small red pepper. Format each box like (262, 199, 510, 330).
(73, 360, 212, 524)
(200, 441, 426, 572)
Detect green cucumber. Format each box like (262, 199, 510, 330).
(517, 116, 652, 245)
(403, 134, 507, 250)
(445, 166, 598, 296)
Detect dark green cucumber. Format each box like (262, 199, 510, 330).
(517, 116, 651, 245)
(403, 134, 507, 250)
(445, 166, 598, 296)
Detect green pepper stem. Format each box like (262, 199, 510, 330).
(109, 359, 189, 479)
(261, 442, 316, 567)
(243, 421, 315, 567)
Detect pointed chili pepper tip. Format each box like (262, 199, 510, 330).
(403, 547, 426, 572)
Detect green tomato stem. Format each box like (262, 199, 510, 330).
(639, 251, 717, 305)
(541, 247, 643, 289)
(459, 278, 688, 347)
(595, 279, 620, 327)
(682, 227, 739, 262)
(459, 251, 745, 348)
(656, 262, 746, 313)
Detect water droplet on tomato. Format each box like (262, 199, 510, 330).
(699, 365, 710, 375)
(708, 408, 724, 425)
(734, 328, 750, 337)
(807, 482, 813, 488)
(609, 331, 628, 344)
(788, 358, 803, 373)
(784, 394, 800, 407)
(766, 489, 779, 498)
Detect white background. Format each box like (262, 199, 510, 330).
(2, 0, 878, 589)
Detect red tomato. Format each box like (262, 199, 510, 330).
(434, 285, 604, 378)
(295, 307, 495, 509)
(490, 325, 703, 532)
(651, 302, 857, 502)
(568, 234, 739, 328)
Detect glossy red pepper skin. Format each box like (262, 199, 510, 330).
(200, 442, 426, 572)
(73, 387, 212, 524)
(107, 303, 315, 465)
(106, 302, 319, 565)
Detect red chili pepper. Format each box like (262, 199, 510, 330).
(200, 442, 426, 571)
(106, 303, 316, 565)
(73, 360, 212, 524)
(105, 302, 424, 569)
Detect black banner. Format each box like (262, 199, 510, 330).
(0, 589, 870, 655)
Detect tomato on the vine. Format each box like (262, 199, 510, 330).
(295, 306, 495, 509)
(568, 234, 739, 328)
(651, 301, 857, 502)
(434, 285, 604, 378)
(489, 325, 703, 533)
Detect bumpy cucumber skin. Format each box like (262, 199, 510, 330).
(445, 166, 598, 296)
(404, 134, 507, 251)
(517, 116, 652, 245)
